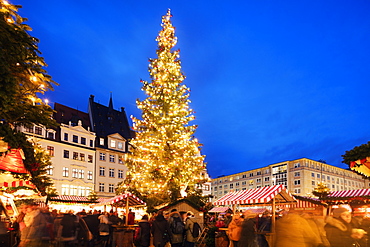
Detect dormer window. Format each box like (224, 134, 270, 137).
(111, 140, 116, 148)
(35, 126, 42, 135)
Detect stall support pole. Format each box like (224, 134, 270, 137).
(272, 198, 276, 234)
(271, 198, 276, 247)
(125, 196, 129, 225)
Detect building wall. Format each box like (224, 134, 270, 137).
(211, 158, 369, 201)
(95, 133, 128, 197)
(20, 121, 96, 196)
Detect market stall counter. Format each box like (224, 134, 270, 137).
(112, 224, 136, 247)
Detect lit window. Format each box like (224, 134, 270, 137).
(111, 140, 116, 148)
(46, 165, 53, 175)
(79, 170, 84, 179)
(118, 142, 123, 149)
(100, 138, 104, 145)
(72, 169, 78, 178)
(118, 155, 124, 164)
(88, 155, 93, 163)
(73, 152, 78, 160)
(80, 153, 85, 161)
(47, 146, 54, 156)
(87, 171, 93, 180)
(63, 167, 69, 177)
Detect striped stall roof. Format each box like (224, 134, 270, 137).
(208, 207, 232, 213)
(0, 180, 36, 189)
(50, 195, 101, 203)
(94, 192, 146, 207)
(327, 189, 370, 198)
(214, 185, 296, 206)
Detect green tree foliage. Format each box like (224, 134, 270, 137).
(0, 1, 57, 196)
(0, 1, 57, 128)
(342, 141, 370, 165)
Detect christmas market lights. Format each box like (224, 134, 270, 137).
(117, 9, 206, 207)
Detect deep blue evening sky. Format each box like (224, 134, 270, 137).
(16, 0, 370, 178)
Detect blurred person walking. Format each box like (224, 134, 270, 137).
(18, 203, 50, 247)
(238, 210, 258, 247)
(325, 207, 366, 247)
(151, 210, 171, 247)
(228, 214, 242, 247)
(135, 214, 151, 247)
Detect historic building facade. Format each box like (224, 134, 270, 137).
(211, 158, 369, 201)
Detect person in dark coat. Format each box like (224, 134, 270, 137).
(60, 211, 79, 246)
(108, 211, 123, 247)
(136, 214, 151, 247)
(151, 210, 171, 247)
(168, 209, 184, 247)
(325, 207, 366, 247)
(83, 213, 100, 247)
(238, 210, 258, 247)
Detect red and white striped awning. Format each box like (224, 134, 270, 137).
(294, 199, 320, 208)
(94, 192, 146, 207)
(214, 185, 296, 206)
(208, 207, 232, 213)
(50, 195, 100, 203)
(0, 180, 35, 189)
(327, 189, 370, 198)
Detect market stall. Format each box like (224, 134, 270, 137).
(213, 185, 296, 246)
(322, 188, 370, 217)
(92, 193, 146, 247)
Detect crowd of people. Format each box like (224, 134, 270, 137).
(3, 201, 370, 247)
(208, 207, 370, 247)
(2, 203, 201, 247)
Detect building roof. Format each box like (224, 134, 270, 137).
(53, 103, 91, 130)
(93, 192, 146, 207)
(88, 95, 132, 140)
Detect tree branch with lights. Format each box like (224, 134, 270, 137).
(0, 0, 58, 196)
(117, 9, 206, 210)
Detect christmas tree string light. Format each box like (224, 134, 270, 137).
(117, 9, 206, 207)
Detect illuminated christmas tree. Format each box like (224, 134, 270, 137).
(119, 9, 206, 207)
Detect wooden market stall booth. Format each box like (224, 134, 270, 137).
(213, 185, 296, 246)
(158, 198, 205, 227)
(92, 192, 146, 247)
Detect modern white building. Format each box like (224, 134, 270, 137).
(211, 158, 370, 201)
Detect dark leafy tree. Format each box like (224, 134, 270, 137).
(0, 1, 58, 196)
